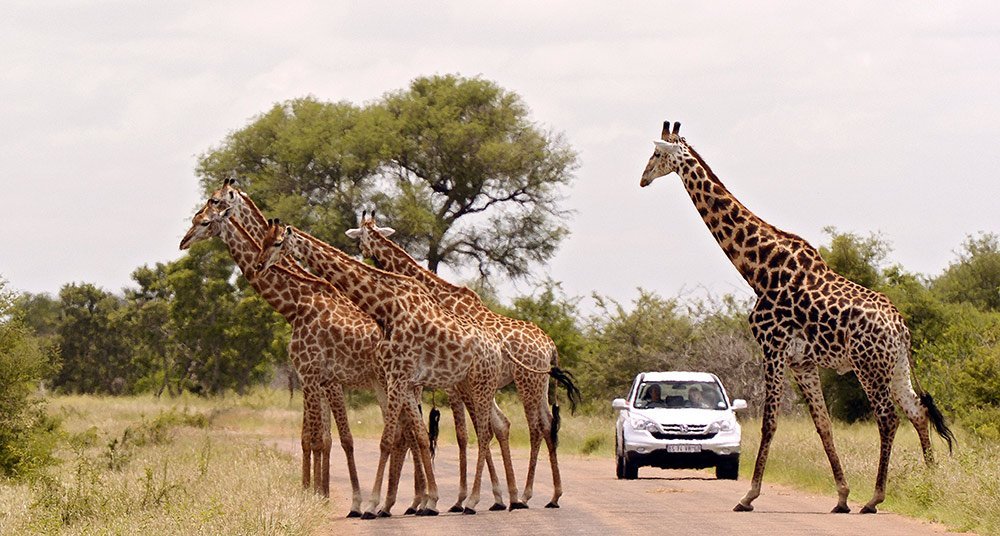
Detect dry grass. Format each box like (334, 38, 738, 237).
(0, 391, 327, 536)
(740, 416, 997, 535)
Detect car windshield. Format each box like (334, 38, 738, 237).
(633, 380, 727, 410)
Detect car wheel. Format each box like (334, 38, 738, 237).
(616, 453, 625, 479)
(623, 454, 639, 480)
(716, 456, 739, 480)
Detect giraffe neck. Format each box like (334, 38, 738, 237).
(219, 219, 320, 320)
(678, 145, 827, 295)
(292, 228, 409, 321)
(365, 229, 486, 319)
(234, 191, 269, 239)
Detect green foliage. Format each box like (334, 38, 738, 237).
(197, 74, 577, 284)
(818, 226, 891, 289)
(933, 232, 1000, 311)
(49, 283, 136, 394)
(500, 280, 587, 369)
(0, 278, 60, 479)
(135, 241, 288, 396)
(581, 290, 693, 399)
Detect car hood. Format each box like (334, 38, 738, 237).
(630, 407, 731, 424)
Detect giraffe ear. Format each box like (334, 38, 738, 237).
(283, 225, 293, 237)
(653, 139, 682, 155)
(345, 228, 361, 239)
(375, 226, 395, 238)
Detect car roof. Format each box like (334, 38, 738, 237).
(638, 371, 719, 383)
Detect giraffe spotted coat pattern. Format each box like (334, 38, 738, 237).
(639, 121, 955, 514)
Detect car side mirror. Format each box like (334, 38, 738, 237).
(612, 398, 629, 411)
(731, 399, 748, 411)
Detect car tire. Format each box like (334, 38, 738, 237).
(716, 456, 739, 480)
(623, 453, 639, 480)
(616, 453, 625, 479)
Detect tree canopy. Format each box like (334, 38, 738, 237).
(197, 74, 577, 285)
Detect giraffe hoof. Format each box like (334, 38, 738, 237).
(376, 510, 391, 518)
(509, 502, 529, 511)
(861, 505, 878, 514)
(733, 503, 754, 512)
(420, 508, 439, 517)
(403, 507, 417, 516)
(463, 507, 477, 515)
(489, 503, 506, 511)
(346, 510, 362, 518)
(360, 512, 377, 520)
(831, 504, 851, 514)
(544, 501, 559, 509)
(448, 504, 464, 513)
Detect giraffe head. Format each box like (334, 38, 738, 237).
(205, 177, 256, 221)
(344, 211, 396, 260)
(254, 219, 299, 273)
(640, 120, 688, 187)
(179, 196, 231, 250)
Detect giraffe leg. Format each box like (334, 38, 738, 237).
(363, 384, 405, 519)
(381, 429, 407, 517)
(400, 394, 440, 516)
(459, 394, 506, 514)
(463, 397, 496, 514)
(327, 385, 362, 516)
(408, 436, 428, 515)
(789, 365, 850, 513)
(735, 355, 785, 512)
(519, 400, 544, 508)
(490, 401, 517, 510)
(861, 389, 899, 514)
(318, 403, 332, 498)
(448, 396, 470, 513)
(541, 402, 562, 508)
(299, 381, 321, 494)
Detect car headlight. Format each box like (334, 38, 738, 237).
(707, 419, 734, 434)
(630, 415, 659, 433)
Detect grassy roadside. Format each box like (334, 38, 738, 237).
(3, 391, 993, 535)
(0, 391, 326, 536)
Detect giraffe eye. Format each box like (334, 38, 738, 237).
(272, 241, 283, 248)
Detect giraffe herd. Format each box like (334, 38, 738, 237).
(179, 119, 954, 520)
(180, 180, 579, 518)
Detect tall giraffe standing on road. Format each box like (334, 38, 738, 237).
(179, 196, 384, 516)
(255, 220, 511, 517)
(639, 121, 954, 514)
(346, 213, 581, 508)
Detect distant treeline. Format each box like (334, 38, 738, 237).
(5, 230, 999, 442)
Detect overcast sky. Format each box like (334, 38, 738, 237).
(3, 1, 998, 311)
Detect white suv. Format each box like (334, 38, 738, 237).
(613, 371, 747, 480)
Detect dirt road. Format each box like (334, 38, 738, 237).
(269, 438, 961, 535)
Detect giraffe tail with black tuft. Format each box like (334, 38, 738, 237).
(906, 350, 957, 454)
(920, 393, 956, 454)
(427, 394, 441, 459)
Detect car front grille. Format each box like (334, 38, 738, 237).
(651, 423, 716, 440)
(651, 431, 717, 440)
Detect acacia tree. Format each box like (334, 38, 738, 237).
(197, 74, 577, 284)
(375, 75, 578, 281)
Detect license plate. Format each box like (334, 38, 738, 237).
(666, 444, 702, 453)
